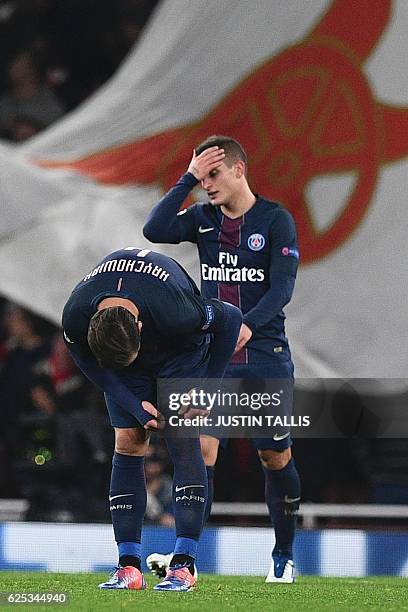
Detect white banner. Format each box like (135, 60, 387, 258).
(1, 0, 407, 377)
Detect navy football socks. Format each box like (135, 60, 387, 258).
(166, 437, 208, 559)
(110, 453, 146, 567)
(264, 458, 301, 559)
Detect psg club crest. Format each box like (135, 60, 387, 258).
(248, 233, 265, 251)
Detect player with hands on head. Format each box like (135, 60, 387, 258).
(62, 247, 242, 592)
(144, 135, 301, 584)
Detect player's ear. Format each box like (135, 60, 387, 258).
(138, 321, 143, 333)
(234, 160, 245, 178)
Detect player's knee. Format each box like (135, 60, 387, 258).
(114, 427, 149, 456)
(200, 435, 219, 466)
(258, 447, 292, 470)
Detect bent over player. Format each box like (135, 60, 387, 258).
(143, 136, 301, 583)
(62, 247, 242, 591)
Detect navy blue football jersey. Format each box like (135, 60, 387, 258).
(62, 247, 242, 426)
(63, 247, 237, 363)
(144, 173, 299, 364)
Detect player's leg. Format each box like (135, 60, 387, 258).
(111, 427, 149, 569)
(257, 443, 301, 583)
(233, 358, 300, 582)
(147, 433, 219, 580)
(99, 387, 152, 590)
(151, 436, 206, 591)
(151, 346, 209, 591)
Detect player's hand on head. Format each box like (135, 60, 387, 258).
(233, 323, 253, 355)
(142, 400, 165, 431)
(187, 147, 225, 180)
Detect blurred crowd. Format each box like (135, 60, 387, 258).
(1, 0, 408, 526)
(0, 0, 159, 141)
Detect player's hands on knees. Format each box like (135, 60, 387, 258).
(187, 147, 225, 180)
(177, 388, 211, 420)
(142, 400, 165, 431)
(234, 323, 253, 354)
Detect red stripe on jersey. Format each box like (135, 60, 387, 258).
(218, 214, 247, 365)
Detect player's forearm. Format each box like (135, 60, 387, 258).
(243, 274, 295, 332)
(68, 347, 153, 426)
(207, 302, 243, 378)
(143, 172, 198, 243)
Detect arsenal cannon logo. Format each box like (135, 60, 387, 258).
(39, 0, 408, 264)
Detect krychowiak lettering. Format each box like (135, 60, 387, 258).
(83, 258, 170, 282)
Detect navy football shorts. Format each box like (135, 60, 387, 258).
(104, 342, 210, 429)
(212, 353, 294, 451)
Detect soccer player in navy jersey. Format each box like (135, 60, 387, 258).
(143, 136, 301, 583)
(62, 247, 242, 592)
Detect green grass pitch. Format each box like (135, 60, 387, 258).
(1, 572, 408, 611)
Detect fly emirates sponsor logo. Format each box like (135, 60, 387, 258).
(201, 251, 265, 282)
